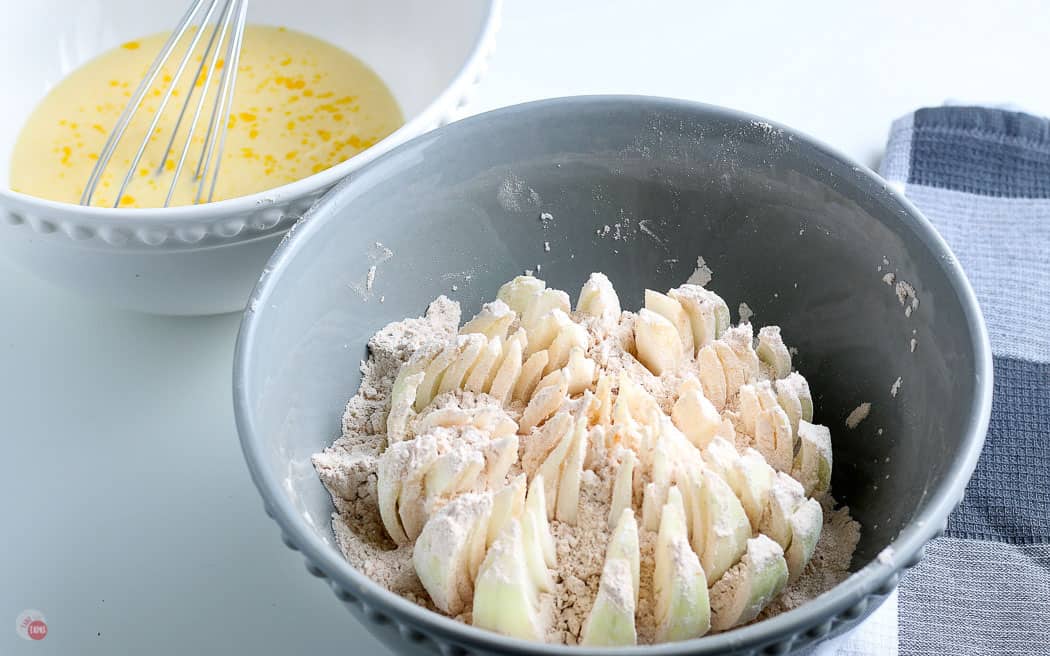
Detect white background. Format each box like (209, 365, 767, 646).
(3, 1, 1047, 653)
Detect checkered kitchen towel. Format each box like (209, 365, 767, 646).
(823, 107, 1050, 655)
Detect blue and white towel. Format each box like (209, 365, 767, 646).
(825, 106, 1050, 655)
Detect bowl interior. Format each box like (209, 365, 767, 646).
(239, 97, 984, 642)
(0, 0, 492, 187)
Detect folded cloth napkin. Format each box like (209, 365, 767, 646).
(820, 106, 1050, 655)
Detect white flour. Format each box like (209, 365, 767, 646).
(845, 402, 871, 429)
(497, 174, 541, 212)
(738, 302, 754, 324)
(349, 242, 394, 301)
(686, 256, 713, 286)
(314, 287, 860, 645)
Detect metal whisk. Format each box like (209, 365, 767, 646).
(81, 0, 249, 208)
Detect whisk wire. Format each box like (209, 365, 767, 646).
(111, 0, 224, 209)
(196, 0, 248, 204)
(163, 0, 237, 207)
(79, 0, 248, 208)
(80, 0, 207, 206)
(156, 0, 229, 177)
(205, 0, 249, 204)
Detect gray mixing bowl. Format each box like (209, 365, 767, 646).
(233, 96, 992, 655)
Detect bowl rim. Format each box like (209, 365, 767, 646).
(0, 0, 501, 225)
(233, 94, 994, 654)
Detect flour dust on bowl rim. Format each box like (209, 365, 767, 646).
(0, 0, 500, 315)
(233, 96, 992, 654)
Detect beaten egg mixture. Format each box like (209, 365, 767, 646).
(10, 25, 403, 208)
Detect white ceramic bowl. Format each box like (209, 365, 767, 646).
(0, 0, 500, 314)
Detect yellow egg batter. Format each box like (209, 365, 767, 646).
(10, 25, 403, 208)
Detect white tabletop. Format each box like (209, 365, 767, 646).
(4, 1, 1047, 654)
